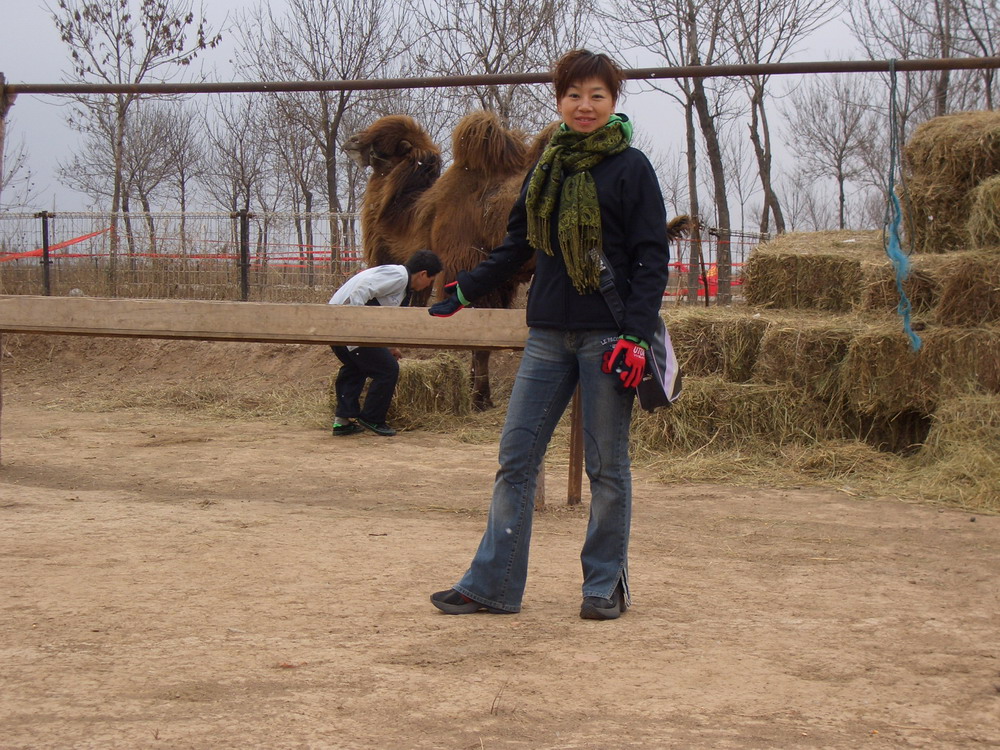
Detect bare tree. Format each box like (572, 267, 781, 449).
(846, 0, 995, 126)
(49, 0, 220, 282)
(0, 74, 16, 209)
(719, 123, 758, 231)
(159, 103, 205, 214)
(954, 0, 999, 108)
(728, 0, 837, 235)
(780, 170, 837, 231)
(200, 94, 269, 214)
(607, 0, 738, 301)
(0, 126, 38, 211)
(411, 0, 596, 131)
(236, 0, 412, 263)
(784, 74, 876, 230)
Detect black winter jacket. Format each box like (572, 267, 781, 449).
(456, 145, 670, 344)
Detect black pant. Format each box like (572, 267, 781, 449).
(332, 346, 399, 424)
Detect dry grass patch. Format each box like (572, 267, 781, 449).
(909, 393, 1000, 512)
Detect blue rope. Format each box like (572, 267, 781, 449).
(884, 59, 922, 352)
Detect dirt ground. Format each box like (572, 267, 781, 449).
(0, 336, 998, 749)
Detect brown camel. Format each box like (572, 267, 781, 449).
(343, 111, 547, 409)
(341, 114, 442, 268)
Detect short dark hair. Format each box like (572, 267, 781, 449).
(405, 249, 442, 277)
(552, 49, 625, 103)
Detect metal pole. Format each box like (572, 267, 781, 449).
(238, 210, 251, 302)
(35, 211, 52, 296)
(5, 57, 1000, 96)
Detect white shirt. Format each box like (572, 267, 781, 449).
(329, 264, 410, 350)
(329, 264, 409, 308)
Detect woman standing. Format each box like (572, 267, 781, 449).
(429, 49, 670, 620)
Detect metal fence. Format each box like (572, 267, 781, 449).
(0, 211, 365, 302)
(0, 210, 760, 303)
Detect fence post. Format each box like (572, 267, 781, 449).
(35, 210, 53, 296)
(237, 209, 250, 302)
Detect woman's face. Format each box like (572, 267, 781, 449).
(557, 77, 616, 134)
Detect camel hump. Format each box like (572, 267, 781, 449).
(451, 110, 530, 176)
(528, 121, 561, 164)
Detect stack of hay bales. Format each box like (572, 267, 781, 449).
(638, 217, 999, 509)
(904, 110, 1000, 253)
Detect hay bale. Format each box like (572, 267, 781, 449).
(903, 110, 1000, 253)
(861, 257, 939, 315)
(753, 317, 856, 402)
(389, 353, 472, 427)
(966, 175, 1000, 250)
(839, 326, 937, 415)
(921, 326, 1000, 397)
(743, 251, 799, 308)
(717, 314, 770, 382)
(934, 252, 1000, 326)
(839, 323, 1000, 417)
(911, 393, 1000, 512)
(744, 253, 863, 311)
(664, 309, 729, 377)
(664, 307, 768, 381)
(630, 376, 839, 456)
(744, 231, 884, 311)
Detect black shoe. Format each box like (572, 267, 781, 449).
(580, 586, 626, 620)
(430, 589, 512, 615)
(358, 419, 397, 437)
(332, 421, 361, 437)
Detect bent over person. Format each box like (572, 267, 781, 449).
(329, 249, 441, 437)
(428, 49, 671, 620)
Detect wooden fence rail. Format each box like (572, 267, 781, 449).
(0, 295, 584, 504)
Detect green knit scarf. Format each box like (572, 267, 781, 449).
(525, 114, 632, 293)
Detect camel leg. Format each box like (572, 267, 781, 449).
(471, 350, 493, 411)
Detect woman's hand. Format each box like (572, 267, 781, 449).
(601, 336, 647, 389)
(428, 282, 467, 317)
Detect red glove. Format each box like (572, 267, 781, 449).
(601, 336, 647, 389)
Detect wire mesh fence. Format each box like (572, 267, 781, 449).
(0, 211, 761, 303)
(665, 228, 764, 303)
(0, 211, 365, 302)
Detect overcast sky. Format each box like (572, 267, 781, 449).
(1, 1, 859, 214)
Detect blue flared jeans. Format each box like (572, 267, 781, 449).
(454, 327, 635, 613)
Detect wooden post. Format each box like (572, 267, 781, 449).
(567, 386, 583, 505)
(0, 333, 4, 466)
(534, 463, 545, 510)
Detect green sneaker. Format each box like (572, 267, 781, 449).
(332, 421, 361, 437)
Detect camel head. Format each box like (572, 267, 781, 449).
(341, 115, 442, 178)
